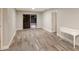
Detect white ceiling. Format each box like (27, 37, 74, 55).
(16, 8, 50, 12)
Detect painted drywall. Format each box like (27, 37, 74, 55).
(16, 11, 42, 30)
(0, 9, 3, 49)
(42, 10, 56, 32)
(57, 9, 79, 45)
(3, 8, 16, 48)
(57, 9, 79, 29)
(0, 9, 1, 48)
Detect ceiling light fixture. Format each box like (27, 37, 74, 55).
(32, 8, 35, 10)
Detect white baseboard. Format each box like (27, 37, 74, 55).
(8, 31, 16, 48)
(57, 33, 64, 39)
(0, 46, 9, 50)
(43, 28, 53, 33)
(0, 31, 16, 50)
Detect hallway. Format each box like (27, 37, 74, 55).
(6, 28, 79, 51)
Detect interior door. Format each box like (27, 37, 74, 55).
(23, 14, 30, 29)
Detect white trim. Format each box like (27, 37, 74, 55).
(8, 31, 16, 48)
(0, 31, 16, 50)
(42, 28, 53, 33)
(57, 33, 63, 39)
(0, 46, 9, 50)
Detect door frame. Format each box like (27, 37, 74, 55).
(52, 11, 58, 34)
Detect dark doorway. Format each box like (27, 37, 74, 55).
(31, 15, 37, 23)
(23, 14, 30, 29)
(23, 14, 37, 29)
(30, 15, 37, 28)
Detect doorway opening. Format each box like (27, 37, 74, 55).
(30, 15, 37, 28)
(23, 14, 37, 29)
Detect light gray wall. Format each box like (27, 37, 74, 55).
(57, 9, 79, 29)
(16, 11, 42, 30)
(42, 10, 56, 32)
(57, 9, 79, 45)
(0, 9, 1, 48)
(3, 8, 16, 48)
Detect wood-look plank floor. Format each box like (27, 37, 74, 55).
(5, 28, 79, 51)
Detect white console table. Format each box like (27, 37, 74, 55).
(60, 27, 79, 48)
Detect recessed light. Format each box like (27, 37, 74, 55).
(32, 8, 35, 10)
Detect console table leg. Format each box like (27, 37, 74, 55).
(73, 36, 75, 48)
